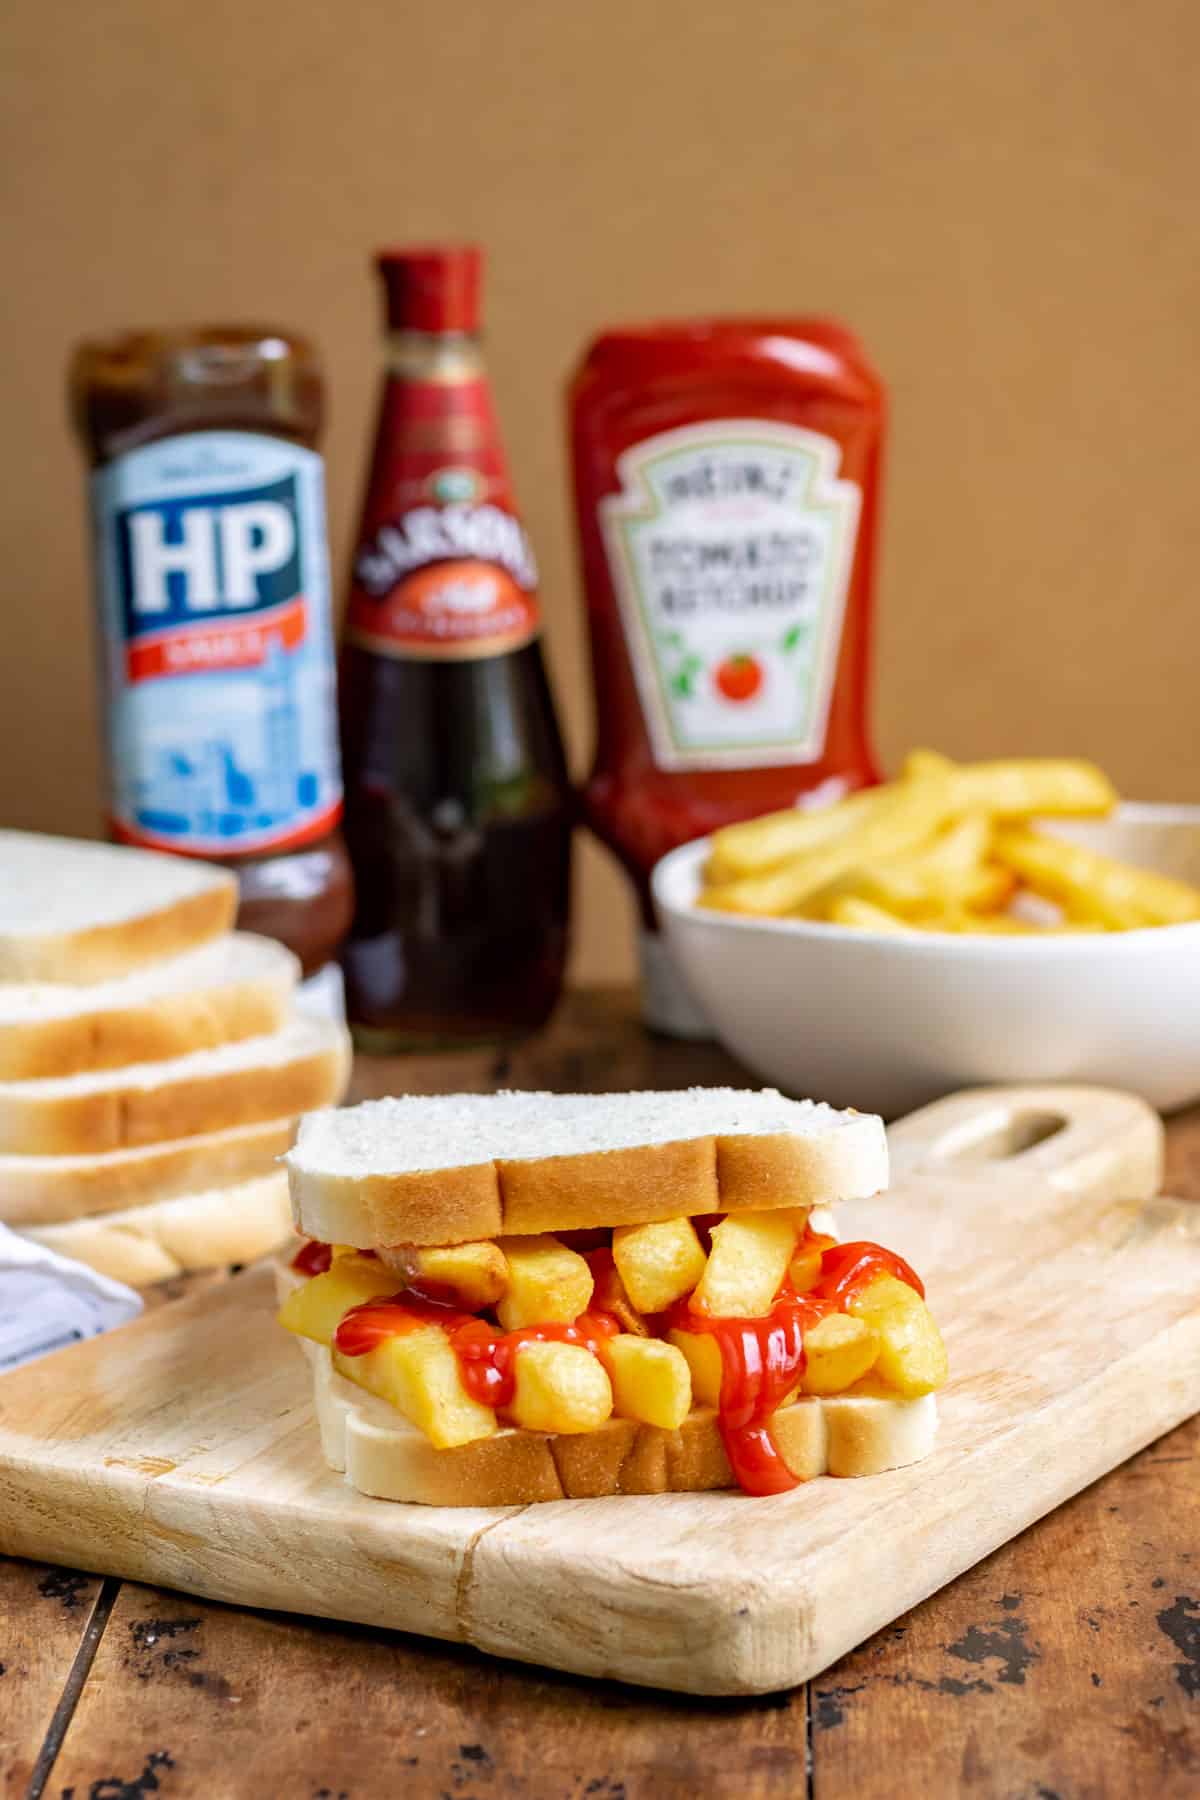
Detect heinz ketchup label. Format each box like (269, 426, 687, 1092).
(90, 431, 342, 856)
(599, 420, 862, 770)
(345, 371, 541, 660)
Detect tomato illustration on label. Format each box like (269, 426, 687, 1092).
(714, 653, 764, 704)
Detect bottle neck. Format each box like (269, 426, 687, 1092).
(384, 330, 483, 382)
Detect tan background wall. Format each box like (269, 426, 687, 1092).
(2, 0, 1198, 980)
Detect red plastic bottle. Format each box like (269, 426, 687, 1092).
(338, 248, 572, 1049)
(569, 319, 886, 1032)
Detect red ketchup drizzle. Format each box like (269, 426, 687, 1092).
(332, 1294, 620, 1411)
(327, 1231, 925, 1498)
(334, 1292, 468, 1355)
(668, 1236, 924, 1497)
(668, 1289, 837, 1496)
(291, 1239, 333, 1276)
(817, 1241, 924, 1305)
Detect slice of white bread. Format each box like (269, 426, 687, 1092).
(0, 831, 236, 982)
(0, 932, 299, 1080)
(0, 1118, 297, 1227)
(0, 1014, 351, 1156)
(287, 1088, 888, 1247)
(24, 1172, 291, 1286)
(300, 1340, 937, 1505)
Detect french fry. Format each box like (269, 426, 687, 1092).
(994, 827, 1200, 929)
(612, 1216, 708, 1314)
(827, 895, 919, 933)
(378, 1240, 509, 1309)
(604, 1335, 692, 1429)
(903, 749, 1117, 819)
(691, 1210, 803, 1317)
(700, 745, 1192, 938)
(902, 748, 954, 783)
(706, 788, 880, 883)
(496, 1235, 594, 1330)
(332, 1327, 497, 1448)
(815, 811, 1010, 919)
(699, 774, 953, 917)
(870, 812, 992, 888)
(507, 1340, 613, 1434)
(919, 907, 1104, 935)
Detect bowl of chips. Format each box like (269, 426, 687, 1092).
(652, 752, 1200, 1116)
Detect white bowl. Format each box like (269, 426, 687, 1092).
(652, 803, 1200, 1117)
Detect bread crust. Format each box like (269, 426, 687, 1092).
(23, 1172, 292, 1285)
(0, 960, 296, 1081)
(0, 882, 237, 984)
(289, 1120, 887, 1247)
(300, 1342, 938, 1505)
(0, 1022, 351, 1157)
(0, 1118, 296, 1226)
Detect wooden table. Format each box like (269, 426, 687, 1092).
(3, 990, 1198, 1799)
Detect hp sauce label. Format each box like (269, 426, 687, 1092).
(91, 432, 342, 855)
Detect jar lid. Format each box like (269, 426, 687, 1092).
(375, 246, 482, 333)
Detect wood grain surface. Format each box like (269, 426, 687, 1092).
(0, 1081, 1191, 1694)
(0, 1561, 109, 1797)
(2, 992, 1198, 1795)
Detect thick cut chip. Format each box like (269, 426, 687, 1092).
(691, 1210, 803, 1317)
(668, 1328, 724, 1409)
(799, 1313, 879, 1395)
(507, 1340, 613, 1434)
(588, 1252, 649, 1335)
(788, 1242, 824, 1292)
(380, 1240, 508, 1309)
(332, 1327, 497, 1449)
(278, 1255, 401, 1346)
(604, 1335, 692, 1429)
(495, 1234, 594, 1330)
(849, 1275, 948, 1397)
(612, 1216, 708, 1314)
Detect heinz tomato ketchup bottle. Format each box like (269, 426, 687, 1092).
(69, 328, 353, 1007)
(337, 247, 572, 1049)
(569, 319, 885, 1034)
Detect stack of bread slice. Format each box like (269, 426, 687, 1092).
(0, 830, 351, 1285)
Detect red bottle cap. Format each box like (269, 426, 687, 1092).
(375, 246, 483, 333)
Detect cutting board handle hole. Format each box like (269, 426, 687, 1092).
(933, 1108, 1066, 1165)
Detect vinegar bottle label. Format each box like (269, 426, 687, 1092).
(599, 420, 862, 770)
(345, 372, 541, 661)
(90, 430, 343, 856)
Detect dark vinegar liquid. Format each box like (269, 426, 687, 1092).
(338, 641, 572, 1047)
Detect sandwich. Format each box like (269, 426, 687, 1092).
(278, 1088, 948, 1504)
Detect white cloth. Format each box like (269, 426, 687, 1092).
(0, 1221, 142, 1371)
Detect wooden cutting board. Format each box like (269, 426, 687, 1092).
(1, 1084, 1197, 1697)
